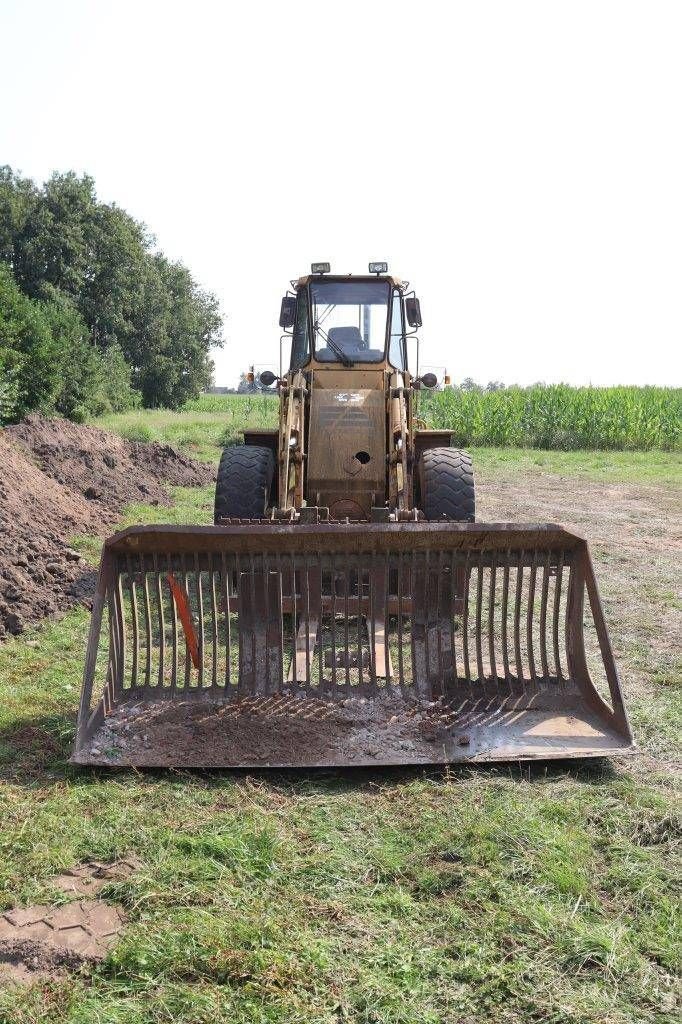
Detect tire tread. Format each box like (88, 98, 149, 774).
(419, 448, 475, 522)
(214, 446, 275, 522)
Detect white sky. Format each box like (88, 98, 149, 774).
(1, 0, 680, 387)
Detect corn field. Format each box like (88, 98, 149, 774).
(189, 385, 680, 451)
(419, 385, 681, 451)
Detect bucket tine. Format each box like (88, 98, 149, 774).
(220, 551, 230, 690)
(461, 551, 472, 686)
(369, 558, 392, 682)
(126, 555, 139, 690)
(539, 551, 551, 682)
(475, 553, 484, 685)
(500, 552, 511, 685)
(514, 551, 524, 683)
(167, 554, 178, 692)
(330, 553, 337, 691)
(410, 550, 433, 699)
(447, 550, 458, 686)
(552, 551, 564, 684)
(396, 550, 405, 692)
(526, 552, 538, 684)
(488, 552, 498, 687)
(343, 558, 351, 694)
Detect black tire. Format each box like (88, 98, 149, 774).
(214, 445, 275, 523)
(418, 448, 475, 522)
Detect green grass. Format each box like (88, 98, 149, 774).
(96, 385, 682, 468)
(470, 447, 682, 486)
(96, 395, 278, 463)
(0, 600, 680, 1024)
(1, 471, 680, 1023)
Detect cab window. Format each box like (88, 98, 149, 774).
(388, 289, 406, 369)
(310, 279, 389, 364)
(290, 289, 310, 369)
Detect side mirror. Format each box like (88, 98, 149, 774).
(420, 372, 438, 389)
(405, 296, 422, 328)
(279, 295, 296, 329)
(259, 370, 277, 388)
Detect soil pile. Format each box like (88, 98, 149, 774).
(0, 416, 214, 639)
(6, 414, 211, 510)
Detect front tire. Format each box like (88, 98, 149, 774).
(214, 445, 275, 523)
(418, 448, 475, 522)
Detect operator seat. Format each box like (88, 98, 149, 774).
(327, 326, 366, 351)
(316, 326, 369, 362)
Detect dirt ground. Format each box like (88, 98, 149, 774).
(0, 858, 138, 984)
(0, 416, 214, 639)
(476, 467, 681, 633)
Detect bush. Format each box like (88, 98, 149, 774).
(0, 266, 141, 424)
(0, 262, 60, 420)
(0, 354, 20, 423)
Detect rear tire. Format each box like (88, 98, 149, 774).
(214, 445, 275, 523)
(418, 448, 475, 522)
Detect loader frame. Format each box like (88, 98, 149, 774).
(72, 269, 634, 768)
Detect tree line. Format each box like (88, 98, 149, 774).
(0, 166, 222, 423)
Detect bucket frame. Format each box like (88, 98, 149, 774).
(72, 522, 634, 767)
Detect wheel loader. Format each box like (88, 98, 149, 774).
(72, 264, 634, 767)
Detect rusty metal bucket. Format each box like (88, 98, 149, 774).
(71, 522, 634, 767)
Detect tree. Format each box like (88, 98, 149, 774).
(0, 262, 60, 420)
(128, 255, 221, 407)
(0, 166, 37, 271)
(40, 287, 138, 420)
(0, 166, 223, 416)
(0, 264, 140, 424)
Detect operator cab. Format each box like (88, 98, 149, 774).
(279, 264, 421, 373)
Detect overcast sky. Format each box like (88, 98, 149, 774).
(2, 0, 680, 387)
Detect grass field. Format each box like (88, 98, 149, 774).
(96, 385, 682, 460)
(97, 395, 279, 463)
(0, 407, 680, 1023)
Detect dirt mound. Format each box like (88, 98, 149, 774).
(6, 414, 211, 510)
(0, 416, 214, 639)
(0, 436, 98, 637)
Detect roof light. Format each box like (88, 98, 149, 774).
(369, 261, 388, 275)
(311, 262, 330, 275)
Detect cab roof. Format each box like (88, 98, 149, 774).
(295, 273, 405, 290)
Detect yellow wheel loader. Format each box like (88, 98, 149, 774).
(73, 264, 634, 767)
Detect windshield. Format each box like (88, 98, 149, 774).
(310, 280, 390, 364)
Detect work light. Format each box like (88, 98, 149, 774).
(368, 262, 388, 274)
(311, 262, 330, 274)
